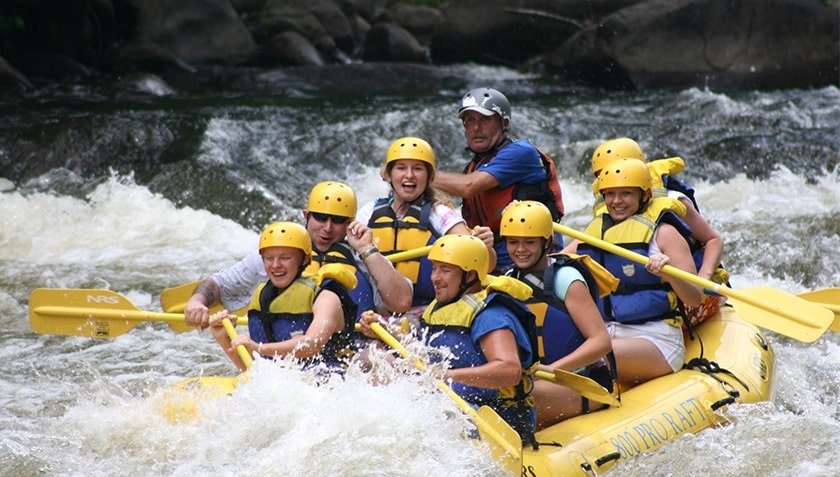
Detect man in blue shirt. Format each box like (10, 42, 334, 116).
(433, 87, 565, 271)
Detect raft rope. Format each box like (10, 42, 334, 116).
(683, 357, 748, 407)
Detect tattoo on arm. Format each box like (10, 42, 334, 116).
(193, 278, 220, 306)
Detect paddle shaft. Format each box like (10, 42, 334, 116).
(384, 245, 433, 263)
(554, 223, 831, 342)
(223, 317, 253, 369)
(35, 306, 188, 324)
(33, 304, 249, 326)
(369, 322, 522, 466)
(160, 245, 434, 315)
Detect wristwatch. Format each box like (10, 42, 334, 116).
(360, 245, 379, 260)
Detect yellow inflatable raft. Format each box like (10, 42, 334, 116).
(521, 305, 774, 476)
(154, 305, 773, 475)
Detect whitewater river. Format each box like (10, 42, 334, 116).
(1, 64, 838, 476)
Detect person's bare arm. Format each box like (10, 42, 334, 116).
(346, 220, 413, 313)
(445, 328, 522, 388)
(679, 196, 723, 280)
(540, 280, 611, 373)
(651, 224, 702, 307)
(239, 290, 345, 360)
(433, 169, 499, 198)
(184, 278, 221, 328)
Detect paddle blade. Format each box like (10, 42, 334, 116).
(160, 280, 199, 313)
(29, 288, 144, 338)
(798, 288, 840, 332)
(727, 286, 833, 343)
(159, 280, 202, 332)
(476, 405, 522, 475)
(156, 375, 242, 424)
(535, 370, 621, 407)
(369, 323, 523, 472)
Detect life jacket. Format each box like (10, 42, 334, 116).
(420, 276, 538, 446)
(462, 138, 565, 234)
(247, 263, 358, 366)
(508, 255, 601, 364)
(579, 197, 692, 325)
(367, 198, 438, 306)
(307, 241, 375, 319)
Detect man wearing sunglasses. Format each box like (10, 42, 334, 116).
(183, 181, 413, 330)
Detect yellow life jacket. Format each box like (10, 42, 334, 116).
(368, 199, 436, 284)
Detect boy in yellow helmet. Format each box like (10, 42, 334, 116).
(209, 221, 356, 371)
(184, 181, 413, 330)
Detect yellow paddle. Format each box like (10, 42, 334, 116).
(534, 369, 621, 407)
(28, 288, 368, 339)
(159, 245, 435, 314)
(554, 223, 833, 343)
(159, 279, 246, 316)
(223, 317, 253, 369)
(797, 287, 840, 332)
(156, 317, 250, 423)
(369, 322, 522, 476)
(28, 288, 249, 338)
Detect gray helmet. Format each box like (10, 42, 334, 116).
(458, 87, 511, 126)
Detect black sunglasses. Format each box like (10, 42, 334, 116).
(309, 212, 350, 224)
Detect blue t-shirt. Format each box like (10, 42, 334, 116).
(469, 301, 534, 367)
(476, 139, 548, 187)
(475, 139, 561, 269)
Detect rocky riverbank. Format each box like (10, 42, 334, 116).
(0, 0, 837, 92)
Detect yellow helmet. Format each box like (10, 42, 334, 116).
(385, 136, 436, 169)
(596, 158, 652, 194)
(428, 234, 488, 283)
(307, 181, 357, 218)
(259, 221, 312, 264)
(500, 201, 553, 240)
(591, 138, 646, 177)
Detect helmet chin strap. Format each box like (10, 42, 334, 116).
(520, 238, 551, 274)
(439, 271, 480, 306)
(458, 271, 480, 297)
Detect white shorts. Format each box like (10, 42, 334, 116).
(606, 320, 686, 372)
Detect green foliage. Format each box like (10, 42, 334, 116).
(0, 15, 24, 34)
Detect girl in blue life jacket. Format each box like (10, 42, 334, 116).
(359, 234, 539, 447)
(590, 138, 727, 327)
(566, 159, 703, 391)
(209, 221, 356, 372)
(500, 200, 614, 430)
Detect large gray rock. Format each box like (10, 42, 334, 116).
(128, 0, 258, 66)
(543, 0, 840, 90)
(430, 0, 634, 65)
(262, 0, 356, 54)
(379, 3, 444, 44)
(362, 23, 428, 63)
(262, 30, 326, 66)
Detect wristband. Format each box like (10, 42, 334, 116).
(360, 245, 379, 260)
